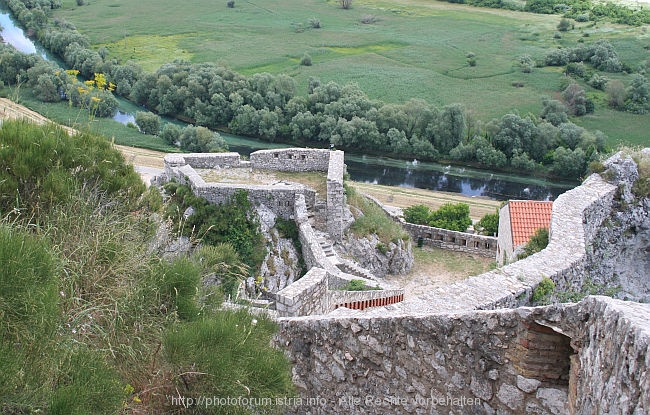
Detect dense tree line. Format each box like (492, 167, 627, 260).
(0, 0, 634, 180)
(440, 0, 650, 25)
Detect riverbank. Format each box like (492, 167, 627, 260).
(0, 97, 501, 220)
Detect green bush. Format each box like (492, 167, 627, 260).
(164, 311, 295, 414)
(532, 276, 555, 304)
(192, 243, 248, 300)
(340, 279, 379, 291)
(476, 212, 499, 236)
(300, 52, 312, 66)
(403, 204, 431, 225)
(518, 227, 550, 259)
(49, 347, 123, 415)
(0, 120, 145, 217)
(428, 203, 472, 232)
(348, 190, 409, 244)
(153, 257, 202, 321)
(164, 184, 265, 269)
(0, 224, 59, 409)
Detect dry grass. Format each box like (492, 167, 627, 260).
(350, 180, 501, 220)
(387, 246, 495, 298)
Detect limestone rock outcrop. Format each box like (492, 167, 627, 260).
(336, 232, 413, 277)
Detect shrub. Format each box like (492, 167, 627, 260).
(557, 18, 571, 32)
(340, 279, 379, 291)
(575, 13, 590, 22)
(532, 276, 555, 304)
(164, 184, 265, 269)
(49, 347, 123, 415)
(227, 0, 235, 7)
(0, 120, 145, 216)
(518, 227, 549, 259)
(164, 311, 295, 414)
(403, 204, 431, 225)
(347, 189, 409, 244)
(153, 257, 202, 320)
(300, 52, 312, 66)
(308, 17, 321, 28)
(476, 212, 499, 236)
(428, 203, 472, 232)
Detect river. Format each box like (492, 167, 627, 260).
(0, 6, 575, 201)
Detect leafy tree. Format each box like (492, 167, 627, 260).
(135, 111, 161, 135)
(606, 79, 626, 108)
(493, 113, 536, 158)
(562, 83, 587, 116)
(510, 150, 537, 171)
(179, 125, 228, 152)
(553, 146, 586, 178)
(558, 122, 584, 149)
(409, 135, 438, 159)
(475, 212, 499, 236)
(428, 104, 465, 154)
(290, 111, 319, 141)
(540, 97, 568, 127)
(626, 74, 649, 113)
(387, 128, 411, 154)
(403, 204, 431, 225)
(160, 123, 181, 146)
(428, 202, 472, 232)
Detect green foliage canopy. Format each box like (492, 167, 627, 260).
(428, 202, 472, 232)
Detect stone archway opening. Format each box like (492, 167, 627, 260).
(510, 321, 574, 385)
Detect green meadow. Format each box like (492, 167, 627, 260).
(51, 0, 649, 145)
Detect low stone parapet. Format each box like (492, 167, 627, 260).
(403, 222, 498, 258)
(275, 268, 329, 317)
(250, 148, 331, 172)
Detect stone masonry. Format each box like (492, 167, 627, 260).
(274, 151, 650, 414)
(163, 149, 406, 318)
(275, 296, 649, 414)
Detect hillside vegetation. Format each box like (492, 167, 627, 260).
(0, 0, 648, 179)
(0, 119, 294, 414)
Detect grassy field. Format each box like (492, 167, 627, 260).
(50, 0, 650, 146)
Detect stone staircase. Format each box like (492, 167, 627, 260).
(317, 236, 340, 264)
(336, 260, 376, 281)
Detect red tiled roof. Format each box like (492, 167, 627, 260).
(509, 200, 553, 246)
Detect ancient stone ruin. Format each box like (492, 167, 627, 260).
(162, 148, 649, 414)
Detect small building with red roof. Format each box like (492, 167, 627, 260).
(496, 200, 553, 264)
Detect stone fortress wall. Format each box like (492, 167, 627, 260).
(165, 149, 342, 221)
(275, 152, 650, 414)
(276, 296, 649, 415)
(163, 149, 407, 318)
